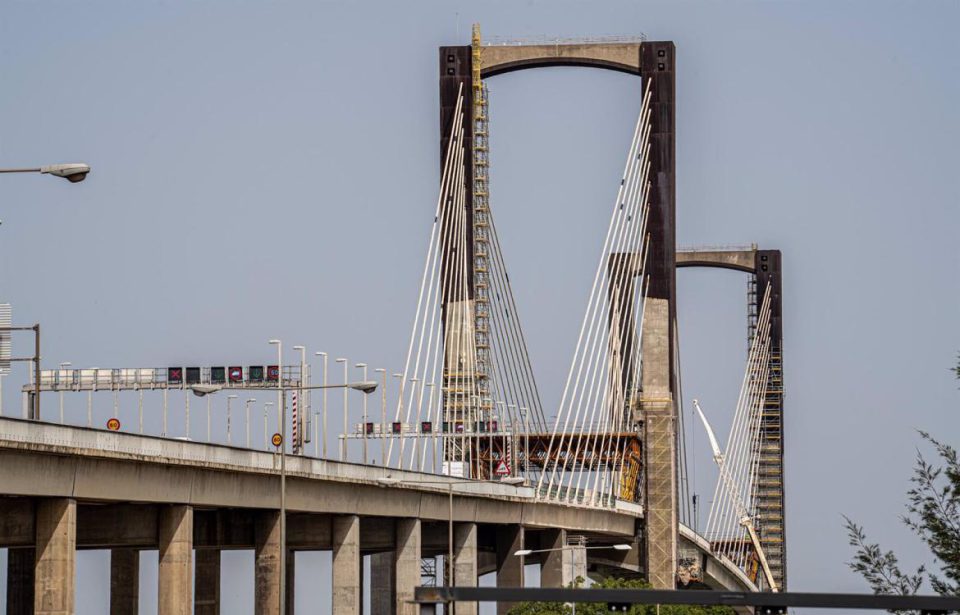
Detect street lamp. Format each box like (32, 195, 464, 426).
(315, 352, 328, 458)
(356, 363, 368, 464)
(0, 163, 91, 183)
(225, 394, 238, 444)
(190, 374, 378, 615)
(378, 475, 524, 612)
(245, 398, 256, 448)
(58, 362, 71, 424)
(263, 402, 274, 450)
(512, 542, 632, 614)
(336, 357, 348, 461)
(374, 368, 386, 466)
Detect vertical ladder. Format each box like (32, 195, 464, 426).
(471, 24, 493, 476)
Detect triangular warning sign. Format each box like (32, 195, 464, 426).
(495, 460, 510, 476)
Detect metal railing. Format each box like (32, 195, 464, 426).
(677, 243, 758, 253)
(483, 34, 646, 47)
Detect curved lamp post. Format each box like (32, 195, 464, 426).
(0, 163, 91, 183)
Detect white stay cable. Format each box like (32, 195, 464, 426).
(388, 89, 464, 467)
(537, 83, 651, 499)
(539, 87, 652, 500)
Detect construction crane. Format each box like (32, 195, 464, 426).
(693, 399, 779, 592)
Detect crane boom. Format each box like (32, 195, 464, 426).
(692, 399, 779, 592)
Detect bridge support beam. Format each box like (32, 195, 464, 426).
(395, 518, 421, 615)
(255, 511, 282, 615)
(495, 525, 524, 615)
(7, 547, 34, 615)
(332, 514, 361, 615)
(35, 498, 76, 615)
(453, 522, 478, 615)
(194, 549, 220, 615)
(111, 548, 139, 615)
(158, 504, 192, 615)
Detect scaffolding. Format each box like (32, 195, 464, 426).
(747, 275, 786, 590)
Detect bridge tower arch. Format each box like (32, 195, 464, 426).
(438, 32, 679, 589)
(676, 247, 786, 590)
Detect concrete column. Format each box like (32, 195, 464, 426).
(453, 523, 477, 615)
(194, 549, 220, 615)
(35, 498, 76, 615)
(255, 511, 281, 615)
(110, 548, 140, 615)
(285, 550, 295, 615)
(370, 552, 395, 615)
(359, 553, 365, 614)
(640, 297, 678, 589)
(332, 515, 360, 615)
(158, 505, 193, 615)
(395, 519, 421, 615)
(539, 528, 566, 588)
(7, 547, 35, 615)
(495, 525, 524, 615)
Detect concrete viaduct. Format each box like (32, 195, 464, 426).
(0, 418, 753, 614)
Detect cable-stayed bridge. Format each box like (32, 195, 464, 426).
(1, 29, 785, 615)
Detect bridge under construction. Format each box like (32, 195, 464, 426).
(2, 27, 786, 615)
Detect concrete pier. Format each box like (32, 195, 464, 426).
(395, 519, 421, 615)
(640, 297, 678, 589)
(35, 498, 76, 615)
(495, 525, 524, 615)
(110, 548, 140, 615)
(285, 550, 295, 615)
(255, 511, 282, 615)
(453, 523, 478, 615)
(370, 551, 395, 614)
(158, 505, 193, 615)
(332, 514, 361, 615)
(540, 528, 566, 588)
(194, 549, 220, 615)
(7, 547, 34, 615)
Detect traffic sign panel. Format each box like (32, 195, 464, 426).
(106, 418, 121, 431)
(495, 460, 510, 476)
(271, 433, 283, 447)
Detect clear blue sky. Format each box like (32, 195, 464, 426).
(1, 0, 958, 613)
